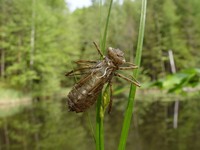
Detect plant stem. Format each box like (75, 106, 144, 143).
(96, 0, 113, 150)
(101, 0, 113, 52)
(118, 0, 147, 149)
(96, 95, 104, 150)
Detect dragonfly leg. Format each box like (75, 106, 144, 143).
(124, 62, 138, 67)
(75, 60, 97, 66)
(93, 42, 105, 58)
(114, 72, 141, 87)
(65, 66, 100, 76)
(118, 66, 138, 70)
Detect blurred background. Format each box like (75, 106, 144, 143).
(0, 0, 199, 149)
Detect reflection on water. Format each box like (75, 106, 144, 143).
(0, 95, 200, 150)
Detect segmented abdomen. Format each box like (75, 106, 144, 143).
(67, 64, 112, 113)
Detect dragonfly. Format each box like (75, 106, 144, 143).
(65, 42, 140, 113)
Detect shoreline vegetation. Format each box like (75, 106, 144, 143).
(0, 88, 31, 117)
(0, 86, 199, 118)
(0, 86, 199, 107)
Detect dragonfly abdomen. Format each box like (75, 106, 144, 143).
(67, 69, 110, 112)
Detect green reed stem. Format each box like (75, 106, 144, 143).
(96, 94, 104, 150)
(96, 1, 113, 150)
(101, 0, 113, 53)
(118, 0, 147, 149)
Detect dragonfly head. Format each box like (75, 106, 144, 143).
(107, 47, 126, 65)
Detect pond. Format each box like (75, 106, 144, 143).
(0, 94, 199, 150)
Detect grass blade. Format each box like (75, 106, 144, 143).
(96, 1, 113, 150)
(118, 0, 147, 149)
(101, 0, 113, 52)
(96, 94, 104, 150)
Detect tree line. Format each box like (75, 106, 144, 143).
(0, 0, 199, 97)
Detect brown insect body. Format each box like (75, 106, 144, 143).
(67, 47, 125, 113)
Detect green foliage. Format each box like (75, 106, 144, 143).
(118, 0, 147, 149)
(142, 0, 200, 79)
(150, 68, 200, 93)
(1, 0, 199, 98)
(0, 0, 78, 97)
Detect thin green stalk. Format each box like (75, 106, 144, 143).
(96, 1, 113, 150)
(96, 95, 104, 150)
(118, 0, 147, 150)
(101, 0, 113, 52)
(96, 1, 103, 149)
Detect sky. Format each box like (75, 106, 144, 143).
(66, 0, 92, 12)
(66, 0, 124, 12)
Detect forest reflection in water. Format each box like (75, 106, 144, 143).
(0, 95, 199, 150)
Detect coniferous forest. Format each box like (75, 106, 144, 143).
(0, 0, 199, 149)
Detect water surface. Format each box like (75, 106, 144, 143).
(0, 95, 199, 150)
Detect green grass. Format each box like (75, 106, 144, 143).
(95, 0, 146, 149)
(118, 0, 147, 149)
(96, 0, 113, 150)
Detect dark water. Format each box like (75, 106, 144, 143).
(0, 95, 200, 150)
